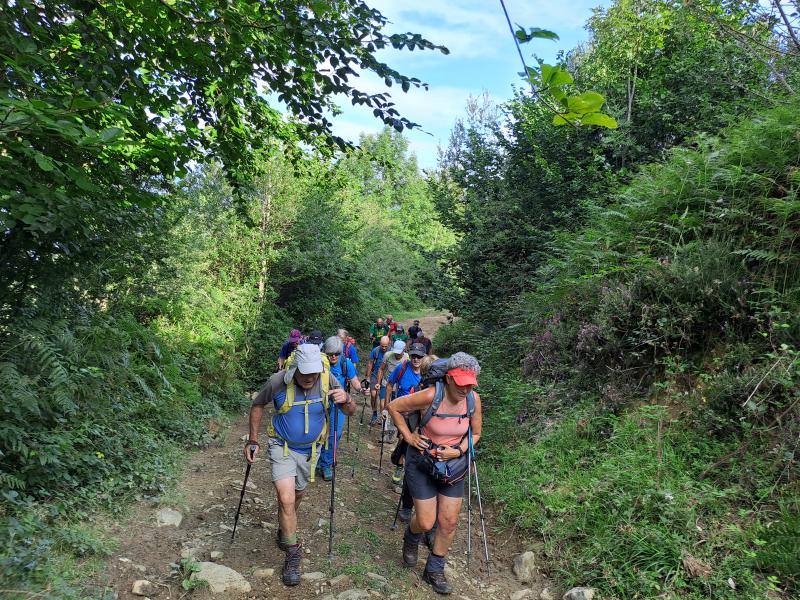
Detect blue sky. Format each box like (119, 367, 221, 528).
(330, 0, 608, 170)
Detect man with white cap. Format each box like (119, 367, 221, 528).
(245, 344, 355, 586)
(375, 339, 409, 442)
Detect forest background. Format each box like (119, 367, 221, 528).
(1, 0, 799, 599)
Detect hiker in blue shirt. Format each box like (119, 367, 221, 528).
(317, 336, 362, 481)
(366, 336, 390, 426)
(337, 328, 359, 365)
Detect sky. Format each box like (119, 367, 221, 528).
(329, 0, 609, 171)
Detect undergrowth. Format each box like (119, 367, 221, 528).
(435, 102, 800, 598)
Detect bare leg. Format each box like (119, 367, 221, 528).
(274, 477, 301, 537)
(431, 495, 462, 556)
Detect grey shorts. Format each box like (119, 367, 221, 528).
(267, 437, 318, 491)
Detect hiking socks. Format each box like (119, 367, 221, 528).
(281, 532, 298, 546)
(404, 526, 423, 545)
(425, 551, 446, 573)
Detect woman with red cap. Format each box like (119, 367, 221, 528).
(387, 352, 482, 595)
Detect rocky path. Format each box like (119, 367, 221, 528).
(101, 314, 560, 600)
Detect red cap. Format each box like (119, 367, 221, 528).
(448, 367, 478, 387)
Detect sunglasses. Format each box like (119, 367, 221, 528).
(326, 352, 341, 358)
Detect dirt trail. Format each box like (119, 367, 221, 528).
(102, 314, 550, 600)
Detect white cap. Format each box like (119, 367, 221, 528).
(392, 340, 406, 354)
(284, 344, 324, 385)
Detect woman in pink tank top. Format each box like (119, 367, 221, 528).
(387, 352, 483, 595)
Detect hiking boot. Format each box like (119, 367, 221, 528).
(391, 465, 404, 484)
(282, 543, 303, 586)
(422, 569, 452, 595)
(322, 465, 333, 481)
(368, 412, 379, 427)
(398, 507, 413, 524)
(402, 536, 419, 567)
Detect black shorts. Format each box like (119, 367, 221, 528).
(404, 446, 465, 500)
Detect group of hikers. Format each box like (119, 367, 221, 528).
(244, 317, 483, 595)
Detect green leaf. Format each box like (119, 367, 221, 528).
(516, 27, 560, 44)
(34, 153, 55, 172)
(567, 91, 605, 115)
(580, 112, 618, 128)
(553, 112, 581, 126)
(99, 127, 124, 143)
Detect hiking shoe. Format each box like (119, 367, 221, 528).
(322, 465, 333, 481)
(369, 412, 379, 427)
(422, 569, 452, 595)
(392, 465, 404, 484)
(282, 543, 303, 586)
(398, 507, 413, 524)
(402, 536, 419, 567)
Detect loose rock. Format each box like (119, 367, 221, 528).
(562, 588, 596, 600)
(131, 580, 155, 596)
(366, 572, 388, 587)
(337, 591, 371, 600)
(190, 562, 252, 593)
(253, 567, 274, 578)
(329, 574, 352, 587)
(510, 590, 532, 600)
(512, 551, 537, 583)
(302, 571, 326, 581)
(156, 507, 183, 528)
(540, 588, 555, 600)
(209, 550, 223, 561)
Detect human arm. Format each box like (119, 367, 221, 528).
(346, 360, 362, 392)
(329, 375, 356, 416)
(387, 387, 437, 450)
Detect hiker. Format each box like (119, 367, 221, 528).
(386, 314, 398, 336)
(306, 329, 324, 349)
(245, 344, 356, 586)
(391, 323, 409, 347)
(369, 317, 389, 347)
(366, 336, 391, 426)
(385, 343, 425, 493)
(387, 352, 483, 595)
(317, 336, 362, 481)
(415, 330, 433, 355)
(277, 329, 302, 370)
(375, 339, 409, 441)
(408, 319, 422, 340)
(337, 328, 359, 366)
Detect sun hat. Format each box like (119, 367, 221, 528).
(288, 328, 302, 343)
(409, 343, 426, 357)
(284, 343, 324, 384)
(391, 340, 406, 354)
(446, 352, 480, 387)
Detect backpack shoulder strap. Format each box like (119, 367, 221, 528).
(396, 359, 409, 382)
(419, 381, 446, 430)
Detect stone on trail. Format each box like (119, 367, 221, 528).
(156, 507, 183, 528)
(329, 573, 351, 587)
(302, 571, 326, 581)
(337, 591, 371, 600)
(540, 588, 555, 600)
(230, 479, 257, 491)
(510, 590, 532, 600)
(562, 588, 595, 600)
(190, 562, 252, 594)
(512, 551, 537, 583)
(253, 567, 274, 578)
(365, 572, 387, 587)
(180, 547, 202, 560)
(209, 550, 223, 561)
(131, 579, 156, 596)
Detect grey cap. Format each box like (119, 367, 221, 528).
(391, 340, 406, 354)
(284, 343, 324, 385)
(323, 336, 343, 354)
(409, 343, 426, 357)
(416, 330, 424, 338)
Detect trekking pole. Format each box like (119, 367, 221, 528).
(328, 404, 339, 560)
(377, 411, 386, 474)
(390, 488, 403, 530)
(466, 427, 473, 566)
(231, 444, 257, 542)
(468, 430, 490, 563)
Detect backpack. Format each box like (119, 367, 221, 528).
(267, 351, 332, 482)
(407, 379, 475, 432)
(419, 357, 449, 390)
